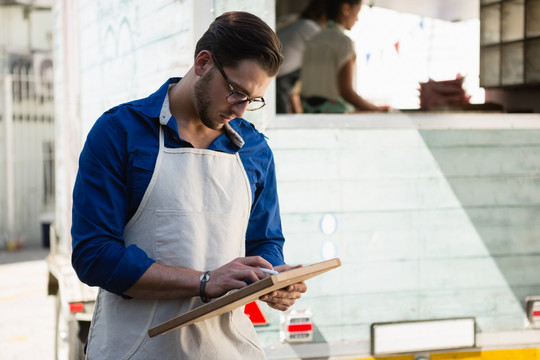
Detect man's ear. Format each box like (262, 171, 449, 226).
(194, 50, 213, 76)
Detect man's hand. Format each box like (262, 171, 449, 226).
(204, 256, 275, 299)
(123, 257, 293, 301)
(259, 264, 308, 311)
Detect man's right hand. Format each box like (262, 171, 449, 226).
(204, 256, 276, 299)
(123, 256, 275, 300)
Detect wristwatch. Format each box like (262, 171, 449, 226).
(199, 271, 211, 303)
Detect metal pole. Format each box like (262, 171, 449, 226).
(2, 75, 14, 247)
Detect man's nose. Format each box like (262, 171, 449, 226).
(231, 101, 249, 118)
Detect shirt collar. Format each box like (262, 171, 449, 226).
(159, 84, 174, 126)
(327, 20, 346, 33)
(223, 123, 245, 148)
(139, 77, 181, 119)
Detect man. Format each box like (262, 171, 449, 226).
(71, 11, 307, 359)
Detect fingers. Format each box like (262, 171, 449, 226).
(204, 257, 277, 299)
(259, 284, 306, 301)
(274, 264, 302, 273)
(230, 256, 276, 279)
(259, 281, 308, 311)
(241, 256, 274, 270)
(289, 281, 308, 294)
(265, 300, 293, 311)
(260, 293, 299, 311)
(205, 258, 307, 304)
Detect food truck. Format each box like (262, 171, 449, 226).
(46, 0, 540, 359)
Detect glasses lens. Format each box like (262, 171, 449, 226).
(227, 92, 248, 104)
(226, 91, 265, 111)
(246, 100, 265, 111)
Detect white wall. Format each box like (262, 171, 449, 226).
(260, 114, 540, 346)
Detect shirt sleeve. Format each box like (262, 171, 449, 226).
(335, 33, 356, 72)
(245, 149, 286, 266)
(71, 111, 155, 296)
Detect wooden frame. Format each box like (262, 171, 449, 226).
(148, 258, 341, 337)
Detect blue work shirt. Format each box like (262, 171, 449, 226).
(71, 78, 285, 296)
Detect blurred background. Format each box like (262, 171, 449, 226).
(1, 1, 540, 359)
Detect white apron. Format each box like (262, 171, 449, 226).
(85, 95, 265, 359)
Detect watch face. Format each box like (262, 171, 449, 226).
(200, 272, 210, 281)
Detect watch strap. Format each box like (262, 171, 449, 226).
(199, 271, 211, 303)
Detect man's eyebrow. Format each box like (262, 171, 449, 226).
(230, 80, 266, 99)
(228, 79, 251, 97)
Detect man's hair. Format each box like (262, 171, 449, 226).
(326, 0, 362, 21)
(195, 11, 283, 77)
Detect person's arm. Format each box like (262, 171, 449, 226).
(123, 256, 276, 299)
(71, 112, 155, 297)
(242, 144, 307, 310)
(338, 57, 383, 112)
(245, 149, 286, 266)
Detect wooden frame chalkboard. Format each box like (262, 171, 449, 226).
(148, 258, 341, 338)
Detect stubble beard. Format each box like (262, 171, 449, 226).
(194, 68, 223, 131)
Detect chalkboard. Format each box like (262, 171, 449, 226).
(148, 258, 341, 337)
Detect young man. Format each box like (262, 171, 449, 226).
(71, 11, 307, 359)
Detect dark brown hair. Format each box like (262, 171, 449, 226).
(195, 11, 283, 77)
(302, 0, 327, 22)
(326, 0, 362, 21)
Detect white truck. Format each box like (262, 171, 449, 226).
(47, 1, 540, 359)
(47, 231, 96, 360)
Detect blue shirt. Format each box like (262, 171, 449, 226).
(71, 78, 285, 296)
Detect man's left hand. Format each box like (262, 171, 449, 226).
(259, 264, 307, 311)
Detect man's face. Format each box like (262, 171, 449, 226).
(194, 58, 273, 131)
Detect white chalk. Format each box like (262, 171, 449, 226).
(258, 267, 278, 275)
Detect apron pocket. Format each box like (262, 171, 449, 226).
(155, 210, 245, 269)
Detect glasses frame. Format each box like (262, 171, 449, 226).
(211, 55, 266, 111)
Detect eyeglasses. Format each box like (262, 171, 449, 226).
(212, 55, 266, 111)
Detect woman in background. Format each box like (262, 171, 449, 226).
(276, 0, 327, 113)
(300, 0, 388, 113)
